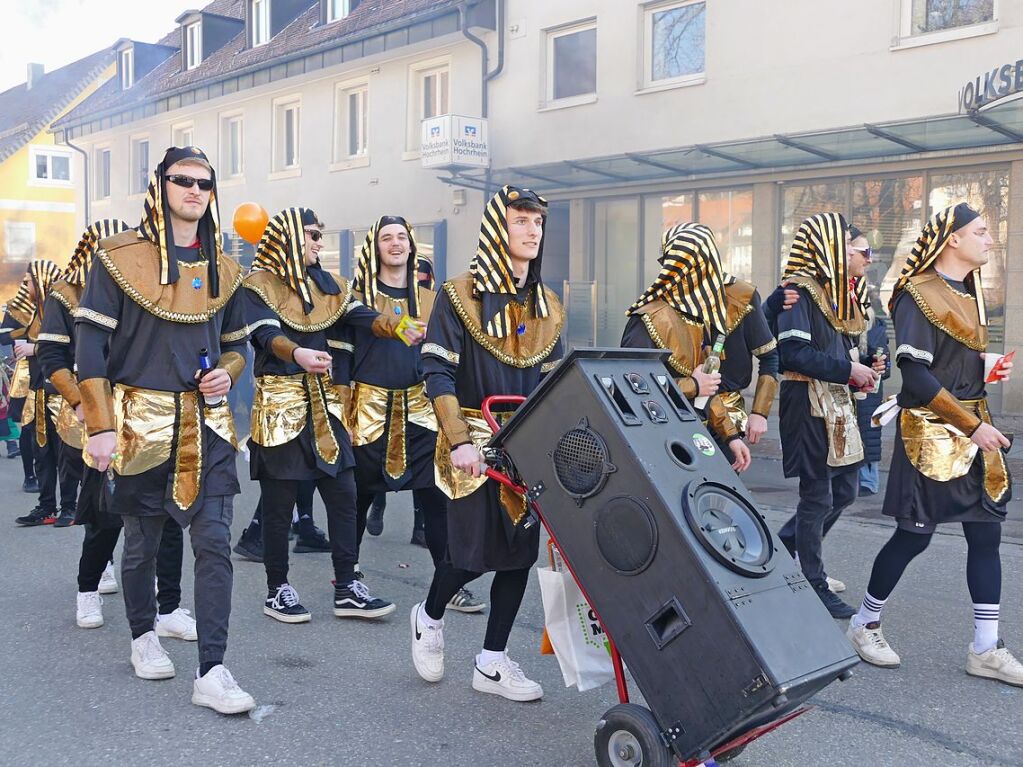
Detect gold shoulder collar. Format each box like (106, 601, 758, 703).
(49, 280, 82, 313)
(95, 238, 243, 324)
(357, 285, 437, 321)
(904, 271, 987, 351)
(244, 270, 352, 332)
(724, 280, 756, 336)
(443, 274, 563, 368)
(634, 300, 703, 377)
(787, 275, 865, 336)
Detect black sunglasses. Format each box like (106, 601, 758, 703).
(304, 229, 322, 242)
(165, 174, 214, 191)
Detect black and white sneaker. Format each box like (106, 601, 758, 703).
(263, 583, 311, 623)
(447, 587, 486, 614)
(334, 579, 395, 619)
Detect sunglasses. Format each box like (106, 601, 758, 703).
(304, 229, 322, 242)
(851, 246, 873, 259)
(165, 174, 214, 191)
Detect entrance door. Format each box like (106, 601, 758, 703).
(593, 198, 640, 347)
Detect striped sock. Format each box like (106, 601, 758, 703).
(853, 592, 887, 628)
(973, 603, 999, 654)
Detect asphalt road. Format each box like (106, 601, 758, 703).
(2, 450, 1022, 767)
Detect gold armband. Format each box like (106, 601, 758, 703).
(270, 335, 300, 363)
(676, 376, 698, 400)
(79, 377, 115, 436)
(927, 388, 982, 436)
(433, 393, 471, 447)
(751, 375, 778, 417)
(217, 351, 246, 384)
(49, 368, 82, 408)
(705, 394, 740, 442)
(371, 312, 401, 339)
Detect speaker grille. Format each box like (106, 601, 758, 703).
(594, 496, 657, 575)
(551, 419, 615, 502)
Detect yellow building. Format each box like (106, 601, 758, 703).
(0, 50, 114, 298)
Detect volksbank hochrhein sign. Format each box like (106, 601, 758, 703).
(958, 59, 1023, 113)
(421, 115, 490, 169)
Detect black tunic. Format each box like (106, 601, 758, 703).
(423, 284, 563, 572)
(882, 282, 1002, 525)
(719, 291, 778, 394)
(776, 286, 859, 480)
(0, 311, 54, 395)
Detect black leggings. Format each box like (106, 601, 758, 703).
(356, 486, 448, 565)
(19, 427, 34, 481)
(260, 471, 357, 589)
(425, 565, 530, 652)
(866, 522, 1002, 604)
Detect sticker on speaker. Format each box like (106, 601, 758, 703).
(692, 433, 715, 456)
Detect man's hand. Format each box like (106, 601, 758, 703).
(451, 443, 483, 477)
(729, 439, 752, 472)
(982, 352, 1013, 383)
(14, 342, 34, 359)
(849, 361, 879, 390)
(692, 369, 721, 398)
(75, 403, 85, 424)
(972, 422, 1011, 453)
(781, 285, 800, 310)
(871, 354, 887, 376)
(197, 368, 232, 398)
(401, 320, 427, 346)
(293, 347, 332, 374)
(87, 432, 117, 472)
(745, 413, 768, 445)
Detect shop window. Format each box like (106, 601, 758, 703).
(594, 198, 640, 346)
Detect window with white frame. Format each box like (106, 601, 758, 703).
(29, 146, 72, 186)
(906, 0, 994, 35)
(220, 114, 244, 178)
(130, 138, 150, 194)
(5, 222, 36, 263)
(334, 83, 368, 162)
(327, 0, 350, 22)
(185, 22, 202, 69)
(546, 21, 597, 104)
(251, 0, 270, 46)
(273, 98, 301, 170)
(407, 61, 449, 151)
(644, 0, 705, 87)
(95, 147, 111, 199)
(172, 123, 194, 148)
(120, 48, 134, 89)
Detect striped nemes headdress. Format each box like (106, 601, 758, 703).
(250, 208, 322, 314)
(137, 146, 223, 296)
(627, 223, 731, 336)
(8, 260, 62, 320)
(64, 220, 131, 287)
(890, 203, 985, 323)
(783, 212, 862, 321)
(354, 216, 423, 317)
(472, 185, 551, 338)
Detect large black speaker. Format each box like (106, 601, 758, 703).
(491, 349, 858, 763)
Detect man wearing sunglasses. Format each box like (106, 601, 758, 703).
(75, 146, 255, 714)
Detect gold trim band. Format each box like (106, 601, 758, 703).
(75, 307, 118, 330)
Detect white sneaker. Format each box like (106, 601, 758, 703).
(967, 640, 1023, 687)
(847, 618, 900, 668)
(472, 654, 544, 702)
(192, 664, 256, 714)
(827, 576, 846, 593)
(410, 602, 445, 682)
(98, 562, 118, 594)
(130, 631, 175, 680)
(156, 608, 198, 641)
(76, 592, 104, 629)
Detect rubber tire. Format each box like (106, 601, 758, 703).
(714, 742, 748, 763)
(594, 703, 672, 767)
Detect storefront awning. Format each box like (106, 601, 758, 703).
(441, 98, 1023, 194)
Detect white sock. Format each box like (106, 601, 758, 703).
(418, 603, 442, 629)
(477, 648, 505, 667)
(852, 592, 887, 628)
(973, 603, 999, 654)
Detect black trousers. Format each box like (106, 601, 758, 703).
(77, 518, 184, 613)
(425, 564, 530, 652)
(34, 411, 81, 513)
(356, 486, 448, 565)
(18, 427, 34, 480)
(777, 470, 858, 589)
(260, 470, 357, 589)
(247, 480, 316, 533)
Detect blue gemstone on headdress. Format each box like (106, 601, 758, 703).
(394, 306, 402, 315)
(192, 277, 202, 290)
(516, 322, 526, 335)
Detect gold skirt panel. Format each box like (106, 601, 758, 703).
(47, 394, 86, 450)
(9, 357, 30, 399)
(351, 381, 437, 481)
(250, 373, 344, 465)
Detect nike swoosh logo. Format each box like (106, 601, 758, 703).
(415, 622, 422, 641)
(476, 666, 501, 682)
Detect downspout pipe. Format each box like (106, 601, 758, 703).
(63, 133, 90, 227)
(460, 0, 505, 196)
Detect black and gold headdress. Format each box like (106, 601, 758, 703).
(782, 212, 860, 320)
(472, 185, 550, 338)
(9, 260, 62, 320)
(64, 220, 130, 287)
(354, 215, 422, 317)
(137, 146, 223, 296)
(890, 203, 985, 323)
(250, 207, 319, 313)
(627, 223, 731, 335)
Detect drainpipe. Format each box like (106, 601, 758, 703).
(460, 0, 505, 196)
(62, 133, 90, 227)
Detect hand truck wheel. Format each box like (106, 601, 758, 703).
(594, 703, 672, 767)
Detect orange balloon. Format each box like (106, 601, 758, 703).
(233, 202, 269, 245)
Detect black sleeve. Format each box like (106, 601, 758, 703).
(341, 299, 381, 331)
(243, 287, 285, 352)
(757, 347, 779, 378)
(422, 289, 462, 400)
(36, 299, 75, 378)
(76, 323, 110, 380)
(0, 310, 25, 343)
(218, 289, 248, 356)
(762, 285, 786, 333)
(745, 291, 779, 377)
(891, 291, 936, 370)
(898, 358, 941, 407)
(76, 262, 123, 333)
(621, 314, 658, 349)
(776, 288, 851, 384)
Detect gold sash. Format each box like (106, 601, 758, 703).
(807, 379, 864, 467)
(9, 357, 30, 398)
(434, 407, 526, 525)
(350, 381, 437, 480)
(250, 373, 346, 465)
(901, 397, 1009, 503)
(717, 390, 749, 435)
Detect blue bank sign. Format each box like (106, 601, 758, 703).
(958, 59, 1023, 113)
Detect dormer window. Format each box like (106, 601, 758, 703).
(120, 48, 134, 89)
(251, 0, 270, 46)
(327, 0, 351, 22)
(185, 21, 202, 69)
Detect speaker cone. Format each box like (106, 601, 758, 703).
(681, 482, 774, 577)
